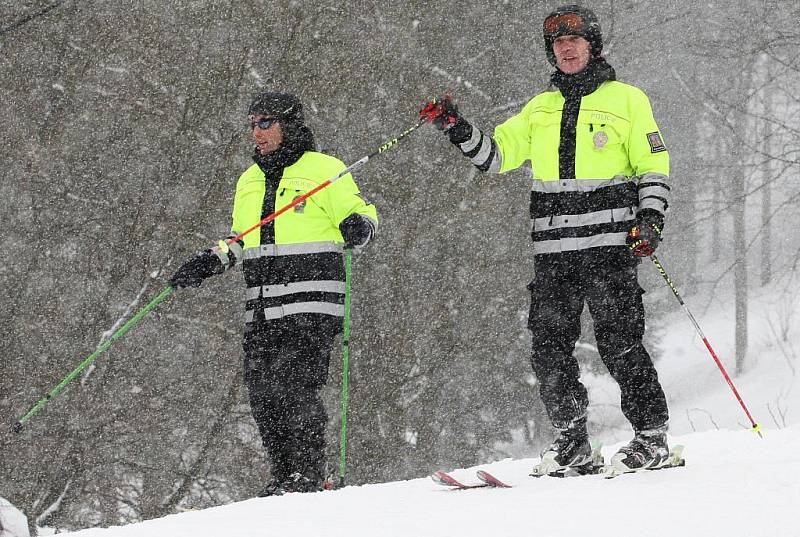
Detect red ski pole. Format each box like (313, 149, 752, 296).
(649, 254, 762, 437)
(14, 119, 424, 431)
(214, 119, 425, 253)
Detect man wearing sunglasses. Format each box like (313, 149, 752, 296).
(169, 91, 377, 495)
(421, 4, 671, 477)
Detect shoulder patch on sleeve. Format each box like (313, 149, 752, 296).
(647, 132, 667, 153)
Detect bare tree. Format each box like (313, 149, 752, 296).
(3, 0, 782, 532)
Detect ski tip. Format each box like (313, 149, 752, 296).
(431, 470, 488, 490)
(431, 470, 464, 488)
(430, 470, 448, 485)
(476, 470, 511, 488)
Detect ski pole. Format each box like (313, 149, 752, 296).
(14, 119, 425, 432)
(213, 118, 426, 254)
(13, 286, 175, 433)
(649, 254, 762, 437)
(339, 249, 353, 488)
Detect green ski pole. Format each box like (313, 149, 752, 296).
(15, 119, 424, 433)
(339, 249, 353, 487)
(13, 286, 175, 433)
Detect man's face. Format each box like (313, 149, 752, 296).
(552, 35, 591, 74)
(250, 115, 283, 154)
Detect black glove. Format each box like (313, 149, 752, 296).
(169, 250, 224, 289)
(626, 209, 664, 257)
(339, 213, 375, 249)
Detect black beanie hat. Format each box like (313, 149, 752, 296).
(248, 91, 304, 123)
(543, 5, 603, 66)
(248, 91, 316, 163)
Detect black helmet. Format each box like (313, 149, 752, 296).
(543, 5, 603, 66)
(248, 91, 304, 123)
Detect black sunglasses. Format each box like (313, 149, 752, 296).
(250, 117, 278, 130)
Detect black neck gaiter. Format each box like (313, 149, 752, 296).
(551, 57, 616, 98)
(252, 122, 316, 244)
(551, 58, 617, 179)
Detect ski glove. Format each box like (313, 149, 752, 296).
(339, 213, 375, 249)
(419, 95, 473, 144)
(169, 250, 224, 289)
(420, 95, 460, 131)
(627, 209, 664, 257)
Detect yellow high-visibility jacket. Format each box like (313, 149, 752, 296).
(493, 80, 670, 255)
(229, 151, 377, 323)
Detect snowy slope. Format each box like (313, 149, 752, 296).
(55, 279, 800, 537)
(59, 426, 800, 537)
(0, 496, 30, 537)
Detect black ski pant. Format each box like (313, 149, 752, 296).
(527, 249, 668, 433)
(243, 314, 341, 485)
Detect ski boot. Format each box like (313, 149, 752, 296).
(259, 471, 324, 496)
(258, 478, 287, 497)
(283, 472, 324, 493)
(603, 429, 683, 478)
(531, 425, 601, 477)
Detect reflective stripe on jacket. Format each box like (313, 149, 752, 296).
(493, 80, 670, 255)
(231, 151, 377, 322)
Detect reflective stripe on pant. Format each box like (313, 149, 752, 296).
(527, 249, 669, 432)
(245, 302, 345, 323)
(243, 314, 342, 484)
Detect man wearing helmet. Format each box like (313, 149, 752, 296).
(421, 5, 671, 476)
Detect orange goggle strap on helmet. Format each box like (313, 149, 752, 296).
(544, 12, 586, 35)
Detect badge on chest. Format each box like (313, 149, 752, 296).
(593, 130, 609, 150)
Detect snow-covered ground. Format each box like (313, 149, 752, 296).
(659, 278, 798, 437)
(0, 496, 30, 537)
(55, 278, 800, 537)
(57, 427, 799, 537)
(583, 274, 799, 446)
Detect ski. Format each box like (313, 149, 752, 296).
(475, 470, 511, 488)
(432, 445, 685, 489)
(431, 470, 511, 490)
(431, 470, 487, 489)
(602, 444, 685, 479)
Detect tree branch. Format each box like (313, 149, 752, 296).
(0, 0, 66, 37)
